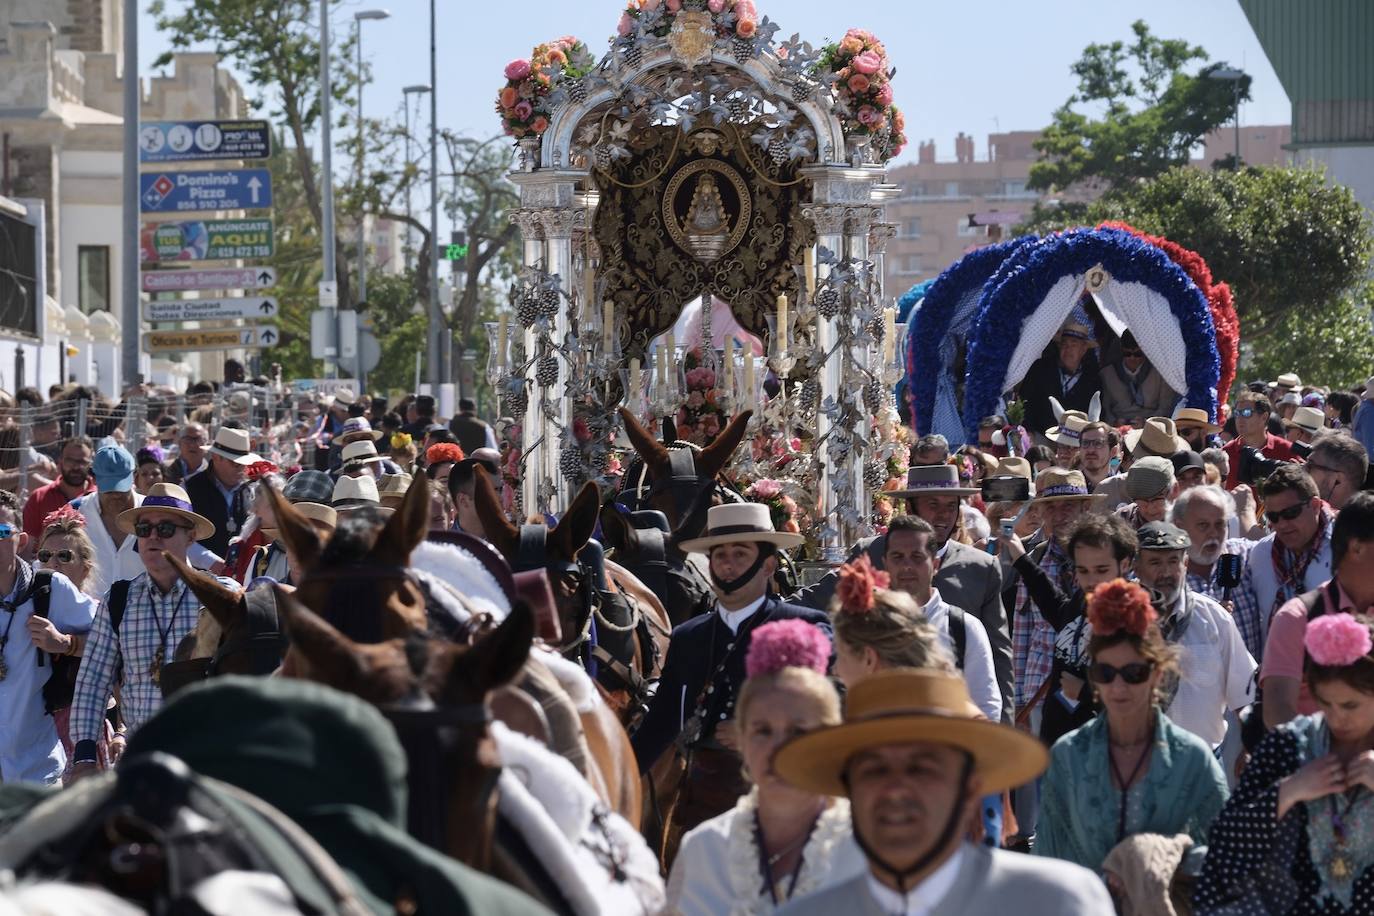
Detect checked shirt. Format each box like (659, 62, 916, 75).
(1012, 538, 1074, 711)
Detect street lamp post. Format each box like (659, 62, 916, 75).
(353, 9, 390, 308)
(1208, 67, 1245, 168)
(318, 0, 339, 378)
(427, 0, 443, 388)
(402, 84, 430, 274)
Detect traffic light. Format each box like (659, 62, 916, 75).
(445, 230, 468, 274)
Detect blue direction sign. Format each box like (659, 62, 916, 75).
(140, 169, 272, 214)
(138, 120, 271, 163)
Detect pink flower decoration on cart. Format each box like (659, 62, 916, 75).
(745, 619, 831, 677)
(1305, 613, 1374, 668)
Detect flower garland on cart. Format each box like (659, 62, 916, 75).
(496, 36, 595, 138)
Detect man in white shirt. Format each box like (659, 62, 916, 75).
(773, 669, 1111, 916)
(883, 515, 1000, 721)
(1133, 522, 1256, 748)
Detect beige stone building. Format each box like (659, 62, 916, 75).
(882, 125, 1292, 301)
(0, 0, 245, 393)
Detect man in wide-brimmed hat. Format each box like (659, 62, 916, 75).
(632, 503, 831, 839)
(1044, 410, 1090, 468)
(1019, 303, 1102, 437)
(796, 464, 1015, 724)
(337, 438, 389, 481)
(332, 474, 392, 521)
(1283, 405, 1326, 446)
(68, 483, 238, 783)
(184, 427, 262, 557)
(772, 669, 1111, 915)
(1173, 407, 1220, 454)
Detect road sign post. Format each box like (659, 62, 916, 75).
(140, 219, 274, 262)
(140, 169, 273, 214)
(143, 326, 279, 352)
(138, 120, 272, 163)
(141, 267, 276, 293)
(142, 297, 278, 323)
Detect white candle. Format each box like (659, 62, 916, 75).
(882, 306, 896, 363)
(776, 294, 788, 351)
(666, 331, 676, 383)
(656, 340, 667, 386)
(724, 336, 736, 395)
(744, 355, 755, 402)
(804, 247, 816, 297)
(629, 357, 641, 402)
(602, 301, 614, 353)
(497, 314, 508, 370)
(583, 264, 594, 315)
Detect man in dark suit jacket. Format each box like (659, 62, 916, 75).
(184, 427, 258, 557)
(632, 503, 832, 836)
(793, 464, 1014, 723)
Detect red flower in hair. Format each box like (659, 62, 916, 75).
(1087, 579, 1157, 637)
(745, 619, 831, 678)
(245, 460, 279, 481)
(426, 443, 465, 466)
(836, 555, 890, 616)
(42, 504, 86, 529)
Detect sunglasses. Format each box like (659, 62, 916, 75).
(0, 524, 13, 541)
(37, 549, 76, 564)
(134, 521, 193, 539)
(1265, 503, 1309, 524)
(1235, 407, 1261, 418)
(1088, 661, 1155, 685)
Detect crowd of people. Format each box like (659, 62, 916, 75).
(0, 334, 1371, 915)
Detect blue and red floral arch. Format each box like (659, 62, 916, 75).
(962, 227, 1220, 443)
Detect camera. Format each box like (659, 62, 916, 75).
(981, 476, 1031, 503)
(1237, 446, 1304, 486)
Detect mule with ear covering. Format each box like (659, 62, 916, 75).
(616, 406, 752, 532)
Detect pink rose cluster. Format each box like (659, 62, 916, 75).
(746, 478, 783, 500)
(495, 36, 587, 138)
(821, 27, 905, 159)
(1306, 613, 1374, 668)
(619, 0, 761, 43)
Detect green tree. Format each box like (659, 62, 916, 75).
(1020, 164, 1374, 387)
(1245, 282, 1374, 392)
(1029, 20, 1250, 193)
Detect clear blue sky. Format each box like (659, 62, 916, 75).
(138, 0, 1291, 237)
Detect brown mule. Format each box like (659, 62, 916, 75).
(472, 469, 671, 722)
(266, 474, 433, 642)
(161, 553, 285, 696)
(617, 406, 751, 532)
(275, 588, 535, 885)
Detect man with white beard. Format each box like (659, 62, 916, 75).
(1131, 522, 1256, 749)
(1170, 485, 1256, 613)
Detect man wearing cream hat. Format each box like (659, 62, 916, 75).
(633, 503, 830, 838)
(773, 670, 1110, 915)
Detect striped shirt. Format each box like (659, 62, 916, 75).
(71, 571, 234, 751)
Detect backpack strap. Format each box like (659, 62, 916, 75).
(949, 604, 967, 671)
(108, 579, 132, 634)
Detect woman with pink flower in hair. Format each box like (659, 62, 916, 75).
(665, 619, 863, 915)
(1197, 608, 1374, 913)
(1035, 579, 1227, 877)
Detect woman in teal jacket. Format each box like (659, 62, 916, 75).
(1035, 579, 1229, 870)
